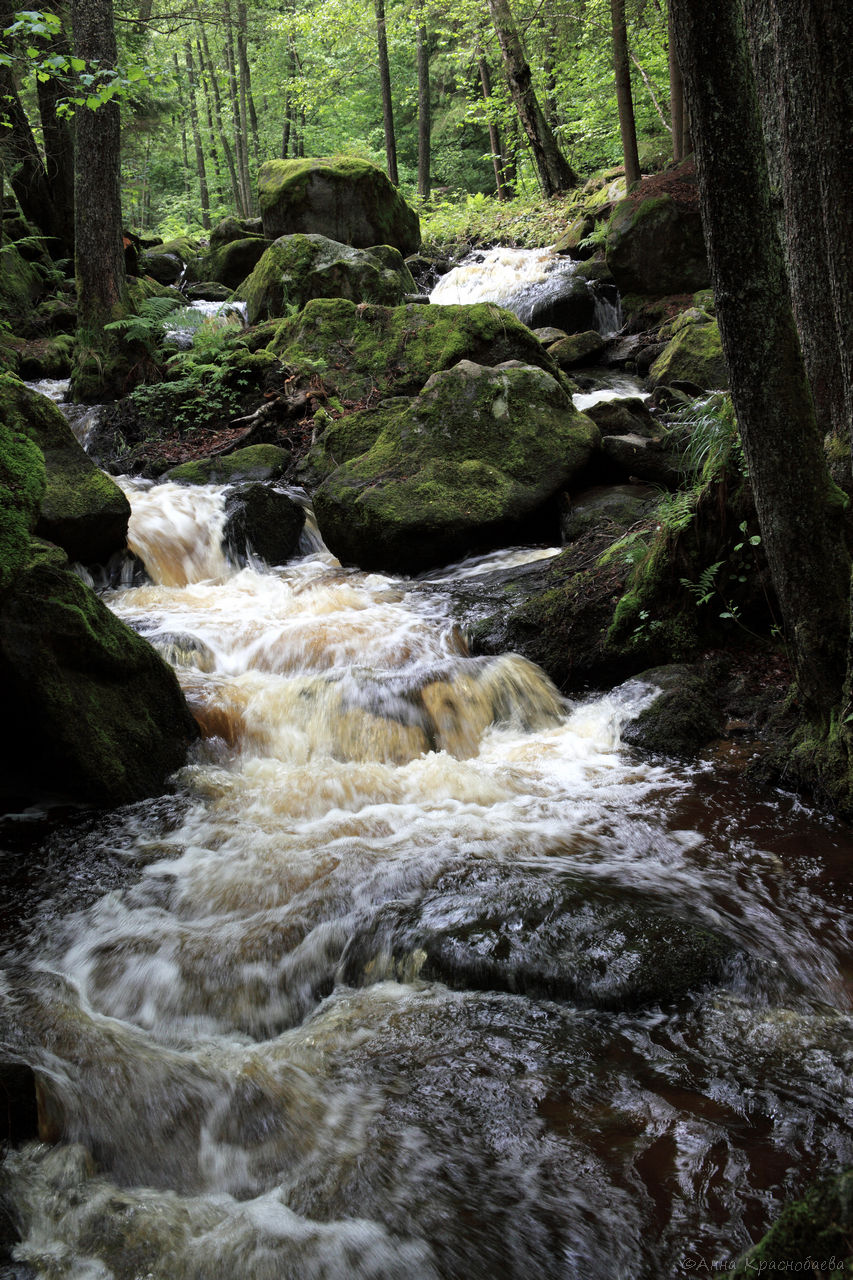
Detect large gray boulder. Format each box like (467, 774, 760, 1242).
(605, 162, 709, 295)
(258, 156, 421, 255)
(238, 233, 417, 325)
(311, 359, 599, 575)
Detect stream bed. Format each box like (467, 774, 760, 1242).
(1, 478, 852, 1279)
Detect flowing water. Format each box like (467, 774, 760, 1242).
(430, 247, 584, 329)
(1, 480, 852, 1279)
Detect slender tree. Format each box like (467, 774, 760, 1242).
(374, 0, 398, 184)
(184, 40, 210, 228)
(196, 14, 242, 212)
(669, 0, 850, 720)
(611, 0, 640, 187)
(416, 15, 430, 198)
(487, 0, 577, 195)
(478, 56, 512, 200)
(667, 8, 685, 163)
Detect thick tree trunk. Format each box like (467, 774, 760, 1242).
(611, 0, 641, 187)
(416, 20, 430, 198)
(71, 0, 132, 398)
(487, 0, 577, 196)
(477, 57, 512, 200)
(185, 40, 210, 229)
(669, 0, 850, 719)
(374, 0, 398, 185)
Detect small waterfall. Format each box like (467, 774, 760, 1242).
(165, 299, 247, 348)
(429, 246, 586, 329)
(591, 287, 622, 336)
(24, 377, 105, 452)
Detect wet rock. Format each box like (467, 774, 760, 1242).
(584, 396, 657, 438)
(184, 281, 236, 303)
(0, 378, 130, 565)
(138, 250, 183, 285)
(648, 317, 728, 391)
(619, 665, 724, 758)
(0, 541, 198, 808)
(164, 444, 290, 486)
(340, 861, 735, 1010)
(405, 253, 451, 291)
(0, 1063, 38, 1145)
(238, 234, 417, 325)
(548, 330, 606, 369)
(148, 631, 216, 672)
(310, 360, 599, 575)
(209, 214, 261, 248)
(223, 483, 305, 566)
(17, 335, 73, 380)
(532, 325, 569, 345)
(601, 433, 683, 487)
(205, 236, 272, 291)
(528, 273, 595, 333)
(258, 156, 421, 255)
(561, 483, 656, 543)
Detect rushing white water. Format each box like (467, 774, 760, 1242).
(572, 375, 650, 412)
(429, 246, 586, 329)
(23, 376, 71, 403)
(2, 481, 852, 1279)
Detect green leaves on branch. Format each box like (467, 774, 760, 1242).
(0, 9, 163, 116)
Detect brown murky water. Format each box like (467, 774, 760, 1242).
(1, 479, 851, 1279)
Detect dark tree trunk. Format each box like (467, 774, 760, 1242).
(374, 0, 398, 185)
(477, 56, 512, 200)
(197, 16, 242, 213)
(611, 0, 640, 187)
(71, 0, 132, 398)
(185, 40, 210, 229)
(669, 0, 850, 719)
(172, 52, 192, 205)
(416, 19, 430, 198)
(487, 0, 577, 196)
(35, 2, 75, 254)
(667, 8, 684, 163)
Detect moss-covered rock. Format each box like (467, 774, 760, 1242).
(209, 215, 259, 248)
(733, 1171, 853, 1276)
(0, 378, 129, 564)
(0, 416, 46, 596)
(269, 297, 569, 404)
(0, 542, 198, 808)
(164, 443, 290, 486)
(605, 166, 708, 295)
(552, 212, 595, 256)
(648, 318, 729, 390)
(205, 236, 272, 291)
(239, 234, 417, 325)
(0, 241, 49, 321)
(548, 329, 606, 369)
(620, 664, 724, 757)
(258, 156, 421, 255)
(18, 333, 74, 380)
(311, 359, 599, 574)
(561, 483, 656, 543)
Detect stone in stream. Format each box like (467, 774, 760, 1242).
(309, 359, 599, 575)
(164, 443, 290, 486)
(258, 155, 421, 255)
(204, 235, 272, 291)
(222, 482, 306, 567)
(339, 861, 737, 1010)
(237, 233, 417, 325)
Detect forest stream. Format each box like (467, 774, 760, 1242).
(1, 474, 852, 1278)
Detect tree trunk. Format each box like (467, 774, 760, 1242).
(611, 0, 641, 187)
(184, 40, 210, 229)
(374, 0, 398, 185)
(35, 1, 75, 255)
(667, 8, 684, 163)
(223, 0, 251, 215)
(236, 0, 260, 166)
(196, 37, 227, 206)
(669, 0, 850, 719)
(416, 19, 430, 198)
(487, 0, 577, 196)
(71, 0, 133, 399)
(197, 16, 242, 213)
(478, 57, 512, 200)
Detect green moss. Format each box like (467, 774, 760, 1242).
(733, 1171, 853, 1276)
(164, 443, 290, 485)
(648, 319, 728, 390)
(0, 418, 46, 594)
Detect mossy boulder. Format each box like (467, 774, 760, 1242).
(18, 334, 74, 380)
(605, 179, 708, 295)
(733, 1171, 853, 1276)
(0, 378, 129, 564)
(648, 318, 729, 390)
(258, 156, 421, 255)
(238, 233, 417, 325)
(269, 297, 569, 405)
(0, 417, 46, 595)
(205, 235, 272, 291)
(209, 215, 260, 248)
(0, 241, 48, 321)
(164, 443, 290, 486)
(0, 541, 198, 809)
(311, 359, 600, 575)
(620, 664, 724, 758)
(548, 330, 606, 369)
(552, 212, 594, 256)
(562, 483, 656, 543)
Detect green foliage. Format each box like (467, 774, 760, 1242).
(103, 295, 182, 357)
(665, 392, 742, 483)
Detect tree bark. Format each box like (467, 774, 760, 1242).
(374, 0, 398, 185)
(611, 0, 641, 187)
(487, 0, 577, 195)
(669, 0, 850, 719)
(35, 1, 75, 254)
(197, 16, 242, 213)
(478, 56, 512, 200)
(416, 19, 430, 198)
(223, 0, 251, 215)
(196, 37, 227, 207)
(172, 51, 192, 206)
(184, 40, 210, 228)
(667, 8, 684, 163)
(71, 0, 132, 397)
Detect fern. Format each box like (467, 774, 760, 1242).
(104, 295, 183, 355)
